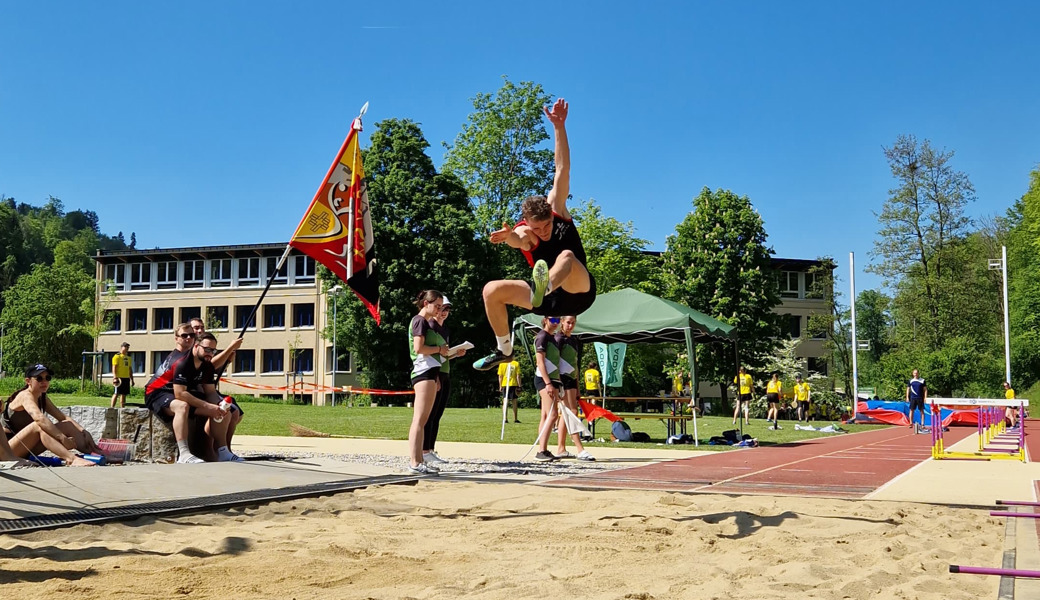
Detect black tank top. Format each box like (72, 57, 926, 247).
(2, 392, 45, 436)
(519, 212, 587, 267)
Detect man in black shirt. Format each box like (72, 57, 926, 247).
(144, 325, 230, 463)
(474, 98, 596, 372)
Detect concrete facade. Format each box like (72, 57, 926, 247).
(92, 243, 358, 405)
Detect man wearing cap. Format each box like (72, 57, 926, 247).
(111, 342, 134, 408)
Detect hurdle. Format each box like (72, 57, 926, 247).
(926, 397, 1029, 462)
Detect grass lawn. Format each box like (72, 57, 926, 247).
(50, 394, 878, 450)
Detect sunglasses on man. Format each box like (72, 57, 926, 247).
(178, 332, 196, 339)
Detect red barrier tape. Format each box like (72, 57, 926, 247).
(219, 377, 415, 396)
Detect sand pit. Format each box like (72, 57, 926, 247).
(0, 480, 1001, 599)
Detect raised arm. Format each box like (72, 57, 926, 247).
(544, 98, 570, 219)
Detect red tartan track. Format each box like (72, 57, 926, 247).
(543, 425, 976, 499)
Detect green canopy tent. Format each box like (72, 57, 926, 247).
(514, 287, 738, 446)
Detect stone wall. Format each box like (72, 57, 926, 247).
(62, 406, 176, 463)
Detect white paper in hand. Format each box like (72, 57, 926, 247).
(447, 341, 474, 357)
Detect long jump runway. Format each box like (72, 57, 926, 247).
(542, 425, 975, 499)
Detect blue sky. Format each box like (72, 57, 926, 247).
(2, 1, 1038, 294)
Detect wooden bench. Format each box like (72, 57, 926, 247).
(586, 411, 694, 438)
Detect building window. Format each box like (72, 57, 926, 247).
(327, 348, 351, 373)
(787, 314, 801, 338)
(234, 350, 256, 374)
(293, 349, 314, 374)
(129, 263, 151, 290)
(780, 271, 800, 298)
(235, 305, 257, 330)
(129, 351, 146, 374)
(153, 308, 174, 331)
(180, 307, 201, 324)
(209, 259, 232, 288)
(103, 352, 116, 375)
(152, 350, 172, 375)
(183, 260, 205, 288)
(238, 257, 260, 287)
(128, 309, 147, 331)
(103, 310, 121, 332)
(262, 349, 284, 374)
(156, 261, 178, 289)
(808, 357, 828, 376)
(105, 263, 126, 292)
(263, 304, 285, 329)
(293, 255, 315, 285)
(804, 272, 819, 298)
(207, 306, 229, 330)
(292, 303, 315, 328)
(266, 256, 288, 286)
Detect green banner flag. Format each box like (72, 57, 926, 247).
(594, 342, 627, 388)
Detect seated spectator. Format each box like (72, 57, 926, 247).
(3, 364, 99, 466)
(145, 324, 233, 463)
(189, 317, 245, 455)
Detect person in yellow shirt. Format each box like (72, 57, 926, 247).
(766, 372, 782, 430)
(111, 342, 134, 408)
(497, 359, 522, 423)
(732, 366, 753, 426)
(584, 362, 602, 404)
(1004, 381, 1017, 429)
(793, 374, 811, 422)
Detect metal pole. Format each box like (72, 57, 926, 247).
(333, 292, 338, 405)
(1002, 246, 1011, 385)
(850, 252, 859, 422)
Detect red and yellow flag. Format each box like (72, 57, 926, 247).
(290, 119, 380, 324)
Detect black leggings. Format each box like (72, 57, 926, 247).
(423, 372, 450, 452)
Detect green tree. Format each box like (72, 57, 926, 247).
(330, 118, 497, 406)
(1005, 167, 1040, 387)
(661, 187, 783, 408)
(570, 198, 657, 294)
(856, 289, 893, 362)
(442, 77, 554, 236)
(869, 135, 975, 349)
(0, 263, 94, 375)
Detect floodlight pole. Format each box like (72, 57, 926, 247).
(999, 246, 1011, 385)
(849, 252, 859, 422)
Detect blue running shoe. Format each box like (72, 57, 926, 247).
(473, 350, 512, 371)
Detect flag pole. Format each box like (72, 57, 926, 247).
(346, 102, 368, 281)
(236, 246, 293, 340)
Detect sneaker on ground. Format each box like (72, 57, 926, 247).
(530, 259, 549, 308)
(534, 450, 557, 462)
(408, 463, 439, 475)
(555, 451, 576, 459)
(576, 450, 596, 461)
(176, 453, 205, 464)
(423, 451, 446, 465)
(473, 350, 512, 371)
(768, 425, 776, 431)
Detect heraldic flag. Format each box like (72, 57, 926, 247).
(290, 117, 380, 324)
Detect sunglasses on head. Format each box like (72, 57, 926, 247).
(178, 332, 196, 339)
(35, 375, 52, 382)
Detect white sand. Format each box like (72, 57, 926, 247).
(0, 481, 1001, 599)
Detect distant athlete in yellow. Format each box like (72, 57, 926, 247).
(1004, 381, 1017, 428)
(793, 374, 811, 422)
(584, 362, 602, 403)
(111, 342, 134, 408)
(766, 372, 782, 430)
(733, 366, 753, 426)
(497, 359, 521, 423)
